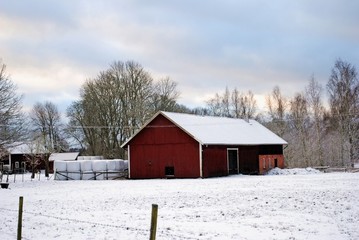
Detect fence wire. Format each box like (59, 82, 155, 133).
(0, 229, 31, 240)
(0, 207, 202, 239)
(0, 207, 149, 238)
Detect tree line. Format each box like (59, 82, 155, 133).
(0, 59, 358, 169)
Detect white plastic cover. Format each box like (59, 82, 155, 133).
(54, 161, 67, 180)
(54, 161, 67, 172)
(66, 161, 81, 180)
(80, 160, 94, 180)
(123, 160, 128, 170)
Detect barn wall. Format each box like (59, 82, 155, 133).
(202, 145, 260, 176)
(2, 154, 51, 173)
(128, 115, 200, 179)
(258, 155, 285, 174)
(258, 145, 283, 155)
(7, 154, 27, 172)
(202, 145, 228, 178)
(202, 145, 285, 176)
(238, 146, 259, 174)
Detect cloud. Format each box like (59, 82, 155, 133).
(0, 0, 358, 116)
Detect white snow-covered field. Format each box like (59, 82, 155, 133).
(1, 170, 358, 240)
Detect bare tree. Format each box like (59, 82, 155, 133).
(30, 102, 66, 151)
(30, 101, 67, 176)
(206, 87, 257, 119)
(206, 93, 223, 116)
(66, 60, 180, 158)
(222, 87, 231, 117)
(121, 61, 154, 137)
(327, 59, 359, 166)
(305, 76, 326, 166)
(190, 106, 211, 116)
(78, 70, 129, 158)
(151, 77, 180, 112)
(265, 86, 288, 137)
(232, 89, 257, 119)
(64, 101, 87, 151)
(0, 61, 26, 153)
(287, 92, 310, 167)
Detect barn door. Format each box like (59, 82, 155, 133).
(227, 149, 239, 174)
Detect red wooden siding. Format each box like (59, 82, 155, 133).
(258, 155, 284, 174)
(202, 145, 259, 176)
(202, 146, 228, 177)
(238, 146, 259, 174)
(202, 145, 285, 176)
(128, 115, 200, 178)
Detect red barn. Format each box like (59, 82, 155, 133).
(121, 111, 287, 178)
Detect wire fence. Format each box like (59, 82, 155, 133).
(0, 206, 200, 240)
(0, 207, 148, 238)
(0, 229, 31, 240)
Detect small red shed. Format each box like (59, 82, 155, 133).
(121, 111, 287, 178)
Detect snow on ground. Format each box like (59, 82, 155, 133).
(1, 172, 358, 240)
(266, 167, 321, 175)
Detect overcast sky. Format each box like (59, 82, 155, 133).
(1, 0, 358, 114)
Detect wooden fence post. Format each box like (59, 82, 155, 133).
(17, 196, 24, 240)
(149, 204, 158, 240)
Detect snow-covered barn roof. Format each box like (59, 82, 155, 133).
(6, 142, 47, 154)
(122, 111, 287, 147)
(49, 152, 80, 161)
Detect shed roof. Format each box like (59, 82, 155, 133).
(7, 142, 47, 154)
(122, 111, 287, 147)
(49, 152, 80, 161)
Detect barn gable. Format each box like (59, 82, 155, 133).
(122, 113, 201, 178)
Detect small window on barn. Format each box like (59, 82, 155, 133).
(165, 166, 174, 176)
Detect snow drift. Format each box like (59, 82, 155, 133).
(267, 167, 321, 175)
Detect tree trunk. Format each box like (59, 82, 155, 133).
(44, 158, 49, 177)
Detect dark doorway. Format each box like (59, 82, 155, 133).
(274, 159, 278, 168)
(227, 149, 238, 174)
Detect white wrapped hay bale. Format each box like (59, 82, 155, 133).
(123, 160, 129, 170)
(113, 159, 122, 171)
(80, 160, 94, 180)
(107, 160, 120, 179)
(92, 160, 107, 171)
(92, 160, 107, 180)
(80, 160, 93, 172)
(107, 160, 117, 171)
(54, 161, 67, 172)
(117, 159, 125, 171)
(66, 161, 81, 180)
(54, 161, 67, 180)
